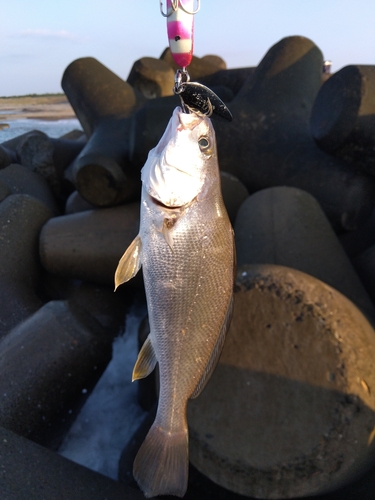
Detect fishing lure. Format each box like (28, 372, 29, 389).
(160, 0, 199, 68)
(174, 69, 233, 122)
(160, 1, 232, 121)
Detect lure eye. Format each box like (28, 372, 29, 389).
(198, 136, 210, 152)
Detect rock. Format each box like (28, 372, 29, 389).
(127, 57, 175, 98)
(59, 129, 87, 141)
(0, 426, 145, 499)
(39, 202, 141, 287)
(1, 129, 41, 151)
(354, 246, 375, 306)
(67, 281, 130, 333)
(62, 57, 143, 137)
(188, 185, 375, 497)
(212, 36, 375, 231)
(71, 118, 140, 206)
(201, 54, 227, 70)
(62, 57, 143, 207)
(0, 300, 120, 448)
(197, 66, 256, 97)
(188, 263, 375, 498)
(0, 194, 53, 339)
(339, 204, 375, 259)
(160, 48, 226, 80)
(0, 179, 11, 202)
(220, 171, 249, 226)
(234, 186, 375, 322)
(311, 65, 375, 175)
(65, 190, 96, 214)
(16, 131, 84, 199)
(0, 163, 60, 214)
(0, 143, 17, 169)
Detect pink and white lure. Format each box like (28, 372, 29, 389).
(160, 0, 200, 69)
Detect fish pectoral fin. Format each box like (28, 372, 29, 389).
(190, 293, 234, 399)
(114, 235, 142, 291)
(132, 334, 158, 382)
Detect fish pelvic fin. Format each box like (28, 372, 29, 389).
(191, 292, 234, 399)
(132, 334, 157, 382)
(114, 234, 142, 291)
(133, 423, 188, 498)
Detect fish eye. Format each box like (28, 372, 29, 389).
(198, 136, 210, 151)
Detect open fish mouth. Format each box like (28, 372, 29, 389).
(149, 194, 183, 210)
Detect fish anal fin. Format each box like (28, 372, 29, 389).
(132, 334, 157, 382)
(191, 293, 234, 399)
(114, 235, 142, 291)
(133, 422, 188, 498)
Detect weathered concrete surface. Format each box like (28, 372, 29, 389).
(40, 202, 141, 287)
(234, 186, 375, 323)
(311, 65, 375, 175)
(0, 425, 144, 500)
(0, 194, 52, 339)
(188, 264, 375, 498)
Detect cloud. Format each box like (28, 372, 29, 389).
(16, 29, 88, 43)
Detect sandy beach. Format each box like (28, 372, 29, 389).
(0, 94, 76, 123)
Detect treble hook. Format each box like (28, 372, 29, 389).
(160, 0, 200, 17)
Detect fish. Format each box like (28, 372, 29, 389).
(115, 106, 235, 498)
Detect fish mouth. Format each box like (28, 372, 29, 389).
(149, 195, 183, 210)
(177, 108, 202, 130)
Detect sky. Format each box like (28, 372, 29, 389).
(1, 0, 375, 96)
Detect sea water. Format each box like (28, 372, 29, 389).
(58, 297, 148, 480)
(0, 118, 83, 142)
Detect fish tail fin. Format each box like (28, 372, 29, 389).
(133, 423, 188, 498)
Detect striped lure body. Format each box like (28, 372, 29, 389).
(167, 0, 194, 68)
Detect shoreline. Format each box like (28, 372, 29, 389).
(0, 94, 76, 122)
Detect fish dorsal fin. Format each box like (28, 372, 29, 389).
(132, 334, 158, 382)
(114, 235, 142, 291)
(190, 293, 234, 399)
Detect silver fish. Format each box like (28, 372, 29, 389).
(115, 106, 235, 498)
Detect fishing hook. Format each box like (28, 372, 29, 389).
(160, 0, 200, 17)
(174, 68, 190, 95)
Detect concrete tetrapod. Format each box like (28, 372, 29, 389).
(234, 186, 375, 323)
(212, 36, 375, 231)
(0, 163, 59, 214)
(62, 57, 143, 206)
(40, 202, 141, 287)
(0, 300, 121, 449)
(311, 65, 375, 175)
(188, 186, 375, 498)
(15, 131, 84, 199)
(0, 143, 17, 169)
(160, 48, 227, 81)
(188, 265, 375, 498)
(0, 194, 53, 339)
(0, 426, 144, 500)
(127, 57, 175, 98)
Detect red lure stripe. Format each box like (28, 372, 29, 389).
(166, 0, 194, 68)
(167, 20, 192, 40)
